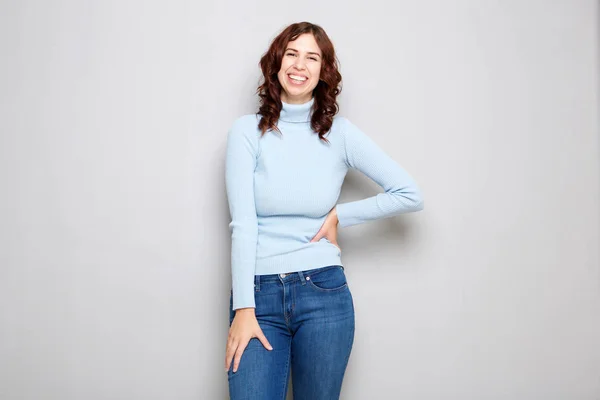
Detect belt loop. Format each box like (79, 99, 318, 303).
(297, 270, 306, 285)
(255, 275, 260, 292)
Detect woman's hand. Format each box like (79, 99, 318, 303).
(310, 206, 341, 251)
(225, 308, 272, 373)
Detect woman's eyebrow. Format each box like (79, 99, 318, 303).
(285, 47, 321, 57)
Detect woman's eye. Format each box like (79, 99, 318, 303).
(286, 53, 318, 61)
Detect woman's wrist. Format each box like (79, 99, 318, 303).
(235, 307, 256, 315)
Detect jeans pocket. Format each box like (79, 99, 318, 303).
(306, 266, 348, 292)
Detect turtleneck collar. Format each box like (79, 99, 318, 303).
(279, 96, 315, 123)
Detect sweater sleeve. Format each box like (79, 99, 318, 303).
(225, 117, 259, 310)
(335, 117, 424, 228)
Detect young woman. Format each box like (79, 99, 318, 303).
(224, 21, 424, 399)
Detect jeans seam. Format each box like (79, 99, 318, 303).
(307, 279, 348, 292)
(306, 266, 348, 292)
(280, 342, 291, 400)
(340, 314, 355, 389)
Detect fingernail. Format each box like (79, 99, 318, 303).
(268, 346, 273, 350)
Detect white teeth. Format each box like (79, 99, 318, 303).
(289, 74, 307, 81)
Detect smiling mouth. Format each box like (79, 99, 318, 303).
(288, 74, 308, 85)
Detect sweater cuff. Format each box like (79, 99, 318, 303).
(335, 202, 362, 228)
(232, 285, 256, 311)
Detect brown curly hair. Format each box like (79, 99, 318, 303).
(256, 22, 342, 143)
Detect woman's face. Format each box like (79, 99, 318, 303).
(277, 33, 322, 104)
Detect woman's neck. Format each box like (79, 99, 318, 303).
(279, 96, 315, 123)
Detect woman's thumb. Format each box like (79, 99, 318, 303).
(310, 230, 323, 243)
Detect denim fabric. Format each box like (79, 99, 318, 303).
(227, 264, 355, 400)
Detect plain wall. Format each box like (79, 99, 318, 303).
(1, 0, 599, 399)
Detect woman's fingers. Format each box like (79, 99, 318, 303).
(310, 229, 324, 242)
(225, 337, 237, 372)
(256, 329, 273, 351)
(225, 328, 274, 373)
(232, 340, 249, 373)
(310, 209, 339, 243)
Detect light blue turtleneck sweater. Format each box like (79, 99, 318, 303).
(225, 97, 424, 310)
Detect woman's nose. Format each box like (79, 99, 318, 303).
(293, 60, 306, 70)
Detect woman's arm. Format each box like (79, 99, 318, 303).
(225, 117, 259, 310)
(335, 117, 424, 228)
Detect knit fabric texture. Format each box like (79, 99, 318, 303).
(225, 96, 423, 310)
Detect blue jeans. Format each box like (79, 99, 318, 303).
(228, 265, 355, 400)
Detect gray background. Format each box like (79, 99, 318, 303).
(1, 0, 599, 399)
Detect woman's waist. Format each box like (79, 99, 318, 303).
(255, 243, 342, 276)
(256, 264, 344, 283)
